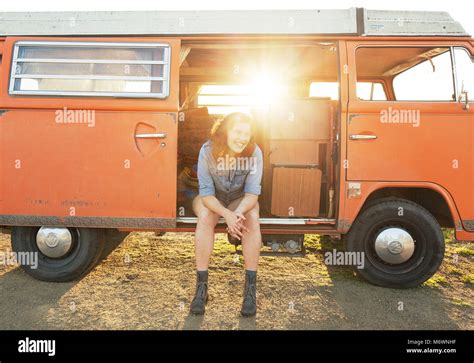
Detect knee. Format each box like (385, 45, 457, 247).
(244, 206, 260, 226)
(197, 208, 218, 227)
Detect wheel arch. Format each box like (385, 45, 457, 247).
(350, 184, 461, 231)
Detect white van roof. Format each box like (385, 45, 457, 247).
(0, 8, 469, 37)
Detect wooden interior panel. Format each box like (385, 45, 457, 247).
(269, 140, 320, 166)
(271, 167, 322, 217)
(268, 99, 331, 140)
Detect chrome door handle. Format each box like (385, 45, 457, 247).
(349, 134, 377, 140)
(135, 133, 167, 139)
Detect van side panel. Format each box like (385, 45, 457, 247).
(0, 110, 177, 228)
(0, 37, 180, 228)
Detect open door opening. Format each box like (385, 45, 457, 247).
(176, 40, 340, 226)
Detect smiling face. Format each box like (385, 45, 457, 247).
(226, 121, 252, 155)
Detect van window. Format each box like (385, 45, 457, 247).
(454, 47, 474, 101)
(393, 49, 454, 101)
(356, 82, 387, 101)
(197, 85, 252, 115)
(356, 47, 455, 102)
(197, 82, 288, 115)
(309, 82, 339, 100)
(309, 81, 386, 100)
(9, 41, 171, 98)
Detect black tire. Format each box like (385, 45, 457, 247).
(345, 198, 445, 288)
(11, 226, 105, 282)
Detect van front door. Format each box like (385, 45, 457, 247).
(345, 41, 474, 230)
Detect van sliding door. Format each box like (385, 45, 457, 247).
(0, 38, 180, 229)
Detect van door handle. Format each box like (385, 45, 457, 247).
(135, 133, 167, 139)
(349, 134, 377, 140)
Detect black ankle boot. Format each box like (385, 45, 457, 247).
(190, 271, 208, 315)
(241, 270, 257, 317)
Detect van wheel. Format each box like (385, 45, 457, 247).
(345, 198, 444, 288)
(11, 226, 104, 282)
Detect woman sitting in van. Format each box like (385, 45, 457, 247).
(191, 112, 263, 316)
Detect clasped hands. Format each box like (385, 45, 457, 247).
(224, 210, 249, 240)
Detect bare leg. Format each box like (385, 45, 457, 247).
(226, 198, 261, 271)
(240, 203, 261, 271)
(192, 196, 219, 270)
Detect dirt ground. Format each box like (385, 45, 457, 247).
(0, 230, 472, 330)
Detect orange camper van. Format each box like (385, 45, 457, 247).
(0, 8, 472, 287)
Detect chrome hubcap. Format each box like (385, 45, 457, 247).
(374, 227, 415, 264)
(36, 227, 73, 258)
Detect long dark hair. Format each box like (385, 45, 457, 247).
(209, 112, 257, 160)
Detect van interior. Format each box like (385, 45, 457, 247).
(176, 41, 340, 221)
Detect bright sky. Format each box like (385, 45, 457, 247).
(0, 0, 472, 36)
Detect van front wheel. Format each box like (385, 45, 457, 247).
(11, 226, 104, 282)
(345, 198, 445, 288)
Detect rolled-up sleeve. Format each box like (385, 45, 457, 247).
(197, 146, 216, 197)
(244, 145, 263, 195)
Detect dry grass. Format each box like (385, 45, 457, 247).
(0, 229, 472, 330)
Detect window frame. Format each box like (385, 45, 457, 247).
(9, 40, 171, 98)
(452, 46, 474, 101)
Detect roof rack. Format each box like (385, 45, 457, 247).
(0, 8, 469, 37)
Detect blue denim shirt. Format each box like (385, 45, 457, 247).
(197, 140, 263, 206)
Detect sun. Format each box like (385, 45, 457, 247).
(249, 74, 286, 107)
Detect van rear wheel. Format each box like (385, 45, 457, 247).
(11, 226, 104, 282)
(345, 198, 445, 288)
